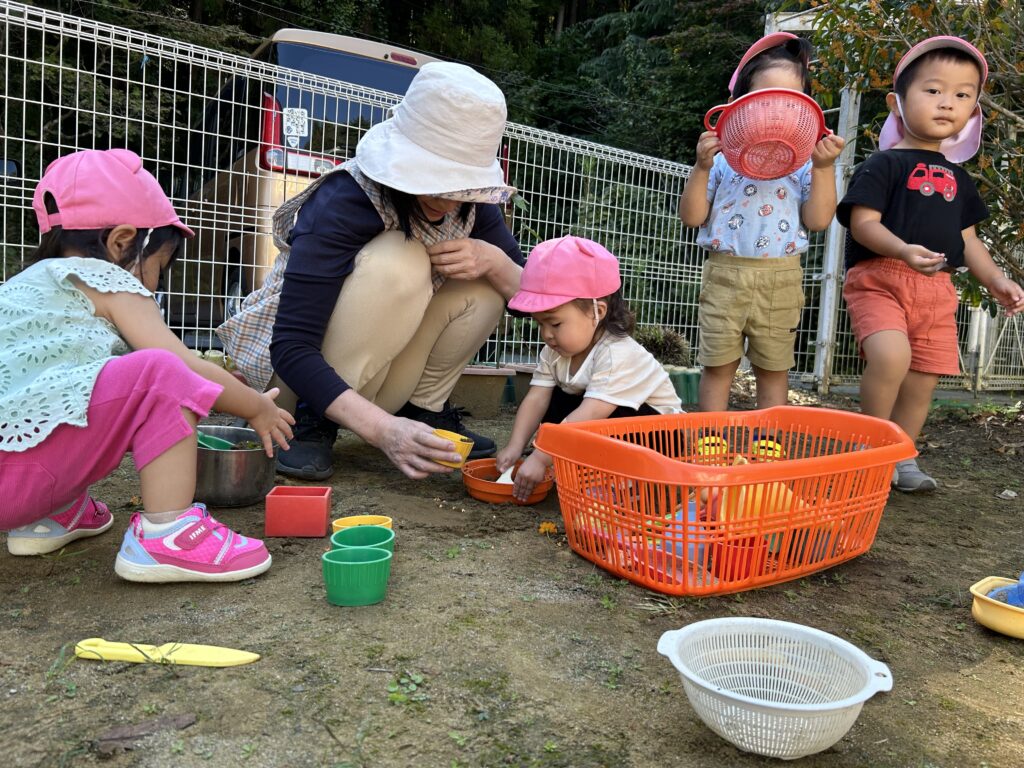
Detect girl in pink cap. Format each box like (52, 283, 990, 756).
(838, 36, 1024, 492)
(0, 149, 294, 582)
(495, 236, 682, 502)
(679, 33, 845, 422)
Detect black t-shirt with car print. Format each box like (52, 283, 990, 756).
(837, 148, 988, 270)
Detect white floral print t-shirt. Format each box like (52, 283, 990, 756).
(696, 153, 812, 259)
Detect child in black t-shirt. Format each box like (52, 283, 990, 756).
(837, 36, 1024, 492)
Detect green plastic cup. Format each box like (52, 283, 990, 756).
(330, 524, 395, 554)
(322, 548, 392, 607)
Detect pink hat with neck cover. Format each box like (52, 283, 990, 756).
(879, 36, 988, 163)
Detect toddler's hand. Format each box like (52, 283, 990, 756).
(811, 133, 846, 168)
(898, 244, 946, 275)
(495, 446, 521, 475)
(249, 387, 296, 457)
(512, 452, 547, 503)
(988, 276, 1024, 317)
(694, 131, 721, 171)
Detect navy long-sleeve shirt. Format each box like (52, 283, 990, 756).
(269, 171, 523, 415)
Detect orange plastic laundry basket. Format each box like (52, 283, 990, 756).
(534, 406, 915, 596)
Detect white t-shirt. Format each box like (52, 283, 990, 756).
(530, 334, 682, 414)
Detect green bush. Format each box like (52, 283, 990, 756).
(634, 325, 692, 367)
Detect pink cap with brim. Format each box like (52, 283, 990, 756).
(32, 148, 194, 238)
(507, 235, 621, 314)
(879, 36, 988, 163)
(728, 32, 802, 96)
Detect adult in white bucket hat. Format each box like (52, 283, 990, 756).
(218, 62, 522, 481)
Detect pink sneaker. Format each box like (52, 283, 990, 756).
(7, 494, 113, 556)
(113, 504, 271, 583)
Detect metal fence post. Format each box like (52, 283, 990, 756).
(813, 87, 861, 395)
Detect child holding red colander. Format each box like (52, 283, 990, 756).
(679, 33, 844, 416)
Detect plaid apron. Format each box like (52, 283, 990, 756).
(216, 159, 477, 392)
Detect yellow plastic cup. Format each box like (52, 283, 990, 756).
(433, 428, 474, 468)
(332, 514, 394, 533)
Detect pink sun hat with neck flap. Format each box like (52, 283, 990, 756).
(728, 32, 806, 96)
(33, 148, 194, 237)
(508, 235, 621, 314)
(879, 36, 988, 163)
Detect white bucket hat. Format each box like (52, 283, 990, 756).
(355, 62, 517, 204)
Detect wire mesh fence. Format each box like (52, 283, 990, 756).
(0, 0, 1020, 394)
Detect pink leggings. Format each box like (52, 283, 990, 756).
(0, 349, 222, 529)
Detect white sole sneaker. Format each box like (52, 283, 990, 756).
(7, 515, 114, 556)
(113, 553, 272, 583)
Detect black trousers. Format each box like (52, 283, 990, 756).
(542, 386, 659, 424)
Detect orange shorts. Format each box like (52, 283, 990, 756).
(842, 258, 960, 375)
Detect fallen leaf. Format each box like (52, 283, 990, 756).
(996, 489, 1018, 500)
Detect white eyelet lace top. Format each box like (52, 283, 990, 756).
(0, 257, 150, 452)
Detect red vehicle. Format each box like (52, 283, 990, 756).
(907, 163, 957, 202)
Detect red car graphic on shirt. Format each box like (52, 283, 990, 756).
(906, 163, 957, 202)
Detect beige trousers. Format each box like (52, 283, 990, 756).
(271, 231, 506, 415)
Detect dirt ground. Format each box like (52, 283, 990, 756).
(2, 389, 1023, 768)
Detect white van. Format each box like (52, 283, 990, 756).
(165, 29, 435, 342)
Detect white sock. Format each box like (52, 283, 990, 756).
(140, 507, 195, 532)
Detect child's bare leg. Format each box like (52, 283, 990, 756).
(698, 360, 740, 411)
(888, 370, 940, 491)
(752, 366, 789, 409)
(861, 332, 937, 490)
(890, 370, 939, 443)
(137, 408, 198, 519)
(859, 330, 911, 421)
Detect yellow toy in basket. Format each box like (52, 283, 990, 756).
(717, 456, 805, 522)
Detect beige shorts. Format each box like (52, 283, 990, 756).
(697, 253, 805, 371)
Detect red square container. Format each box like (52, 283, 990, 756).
(264, 486, 332, 537)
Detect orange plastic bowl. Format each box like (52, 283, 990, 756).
(462, 458, 554, 506)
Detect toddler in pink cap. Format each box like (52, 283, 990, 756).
(0, 149, 294, 582)
(837, 36, 1024, 492)
(496, 236, 682, 502)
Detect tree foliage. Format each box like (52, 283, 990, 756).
(38, 0, 770, 164)
(804, 0, 1024, 284)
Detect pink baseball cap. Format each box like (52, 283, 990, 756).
(33, 148, 194, 237)
(508, 236, 621, 314)
(728, 32, 805, 96)
(879, 36, 988, 162)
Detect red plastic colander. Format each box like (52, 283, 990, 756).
(704, 88, 830, 181)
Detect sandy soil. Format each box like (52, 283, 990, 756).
(2, 397, 1023, 768)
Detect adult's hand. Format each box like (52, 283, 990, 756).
(376, 416, 466, 479)
(324, 389, 462, 479)
(426, 238, 503, 281)
(427, 237, 522, 298)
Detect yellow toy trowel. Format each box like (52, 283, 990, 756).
(74, 637, 259, 667)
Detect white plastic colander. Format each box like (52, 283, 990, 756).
(657, 618, 892, 760)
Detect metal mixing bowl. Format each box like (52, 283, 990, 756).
(195, 425, 276, 508)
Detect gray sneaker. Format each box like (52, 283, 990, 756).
(892, 461, 937, 492)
